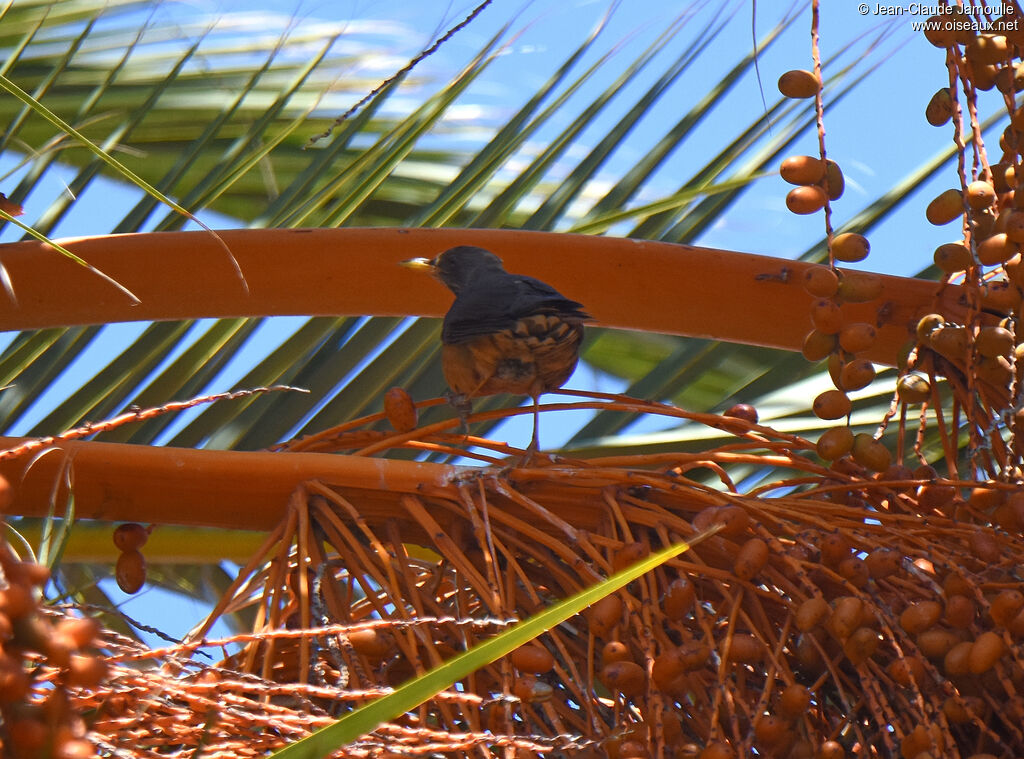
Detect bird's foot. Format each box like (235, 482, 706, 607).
(498, 440, 545, 472)
(518, 440, 538, 468)
(444, 390, 473, 436)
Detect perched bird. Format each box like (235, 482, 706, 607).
(401, 245, 589, 456)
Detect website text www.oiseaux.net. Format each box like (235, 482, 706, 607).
(858, 4, 1020, 33)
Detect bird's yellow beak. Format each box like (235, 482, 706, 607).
(399, 257, 435, 272)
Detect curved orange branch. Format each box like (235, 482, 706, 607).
(0, 228, 961, 366)
(0, 436, 456, 530)
(0, 436, 637, 533)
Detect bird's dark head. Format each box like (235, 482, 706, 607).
(401, 246, 506, 294)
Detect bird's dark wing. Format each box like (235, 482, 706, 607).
(441, 272, 589, 344)
(513, 275, 589, 317)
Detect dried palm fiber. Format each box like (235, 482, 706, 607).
(63, 386, 1008, 758)
(7, 366, 1024, 759)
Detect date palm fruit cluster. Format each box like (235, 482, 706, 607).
(0, 478, 106, 759)
(112, 523, 149, 595)
(632, 6, 1024, 758)
(453, 471, 1024, 758)
(776, 67, 890, 471)
(913, 4, 1024, 469)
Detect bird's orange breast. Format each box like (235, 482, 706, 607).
(442, 314, 584, 399)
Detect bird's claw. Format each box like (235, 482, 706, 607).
(444, 390, 473, 435)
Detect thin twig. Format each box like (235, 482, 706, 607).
(305, 1, 494, 147)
